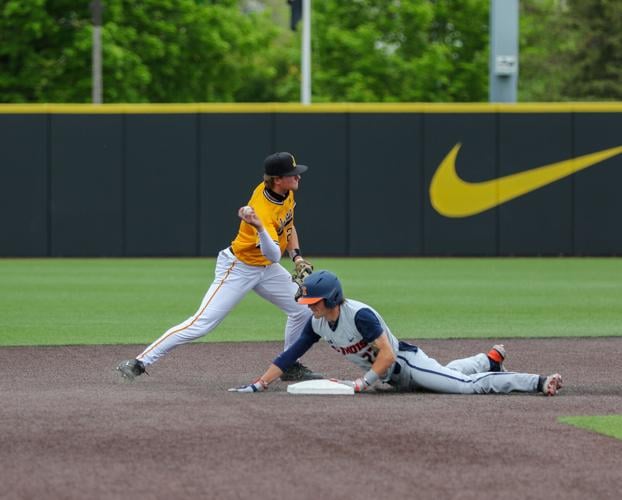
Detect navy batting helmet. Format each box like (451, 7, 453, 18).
(297, 270, 344, 308)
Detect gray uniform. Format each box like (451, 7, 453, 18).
(312, 299, 540, 394)
(311, 299, 400, 382)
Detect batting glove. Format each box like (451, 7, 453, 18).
(228, 378, 268, 393)
(336, 369, 379, 393)
(339, 378, 370, 393)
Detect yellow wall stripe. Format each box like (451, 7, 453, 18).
(2, 102, 622, 114)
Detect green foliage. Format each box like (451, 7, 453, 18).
(0, 0, 298, 102)
(519, 0, 573, 101)
(562, 0, 622, 100)
(519, 0, 622, 101)
(0, 0, 90, 101)
(4, 0, 621, 103)
(1, 0, 490, 103)
(311, 0, 489, 102)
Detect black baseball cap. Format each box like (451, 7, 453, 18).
(264, 152, 308, 176)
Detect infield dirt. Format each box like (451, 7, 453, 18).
(1, 338, 621, 500)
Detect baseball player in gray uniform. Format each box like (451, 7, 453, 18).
(229, 270, 563, 396)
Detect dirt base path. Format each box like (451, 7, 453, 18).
(1, 338, 621, 500)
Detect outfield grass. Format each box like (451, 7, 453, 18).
(1, 257, 621, 346)
(559, 415, 622, 440)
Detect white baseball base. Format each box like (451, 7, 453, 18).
(287, 379, 355, 395)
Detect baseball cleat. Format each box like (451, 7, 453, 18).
(542, 373, 563, 396)
(280, 361, 323, 381)
(116, 359, 147, 381)
(487, 344, 507, 372)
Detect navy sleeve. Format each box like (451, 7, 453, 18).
(273, 318, 321, 371)
(354, 308, 384, 343)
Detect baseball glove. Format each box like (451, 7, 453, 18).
(292, 258, 313, 299)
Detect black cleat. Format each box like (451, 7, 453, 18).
(280, 361, 323, 381)
(116, 359, 147, 381)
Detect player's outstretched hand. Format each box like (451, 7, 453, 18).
(228, 378, 268, 393)
(332, 378, 369, 393)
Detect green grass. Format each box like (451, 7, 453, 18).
(1, 257, 621, 346)
(559, 415, 622, 440)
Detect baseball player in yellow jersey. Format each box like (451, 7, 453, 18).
(116, 152, 321, 382)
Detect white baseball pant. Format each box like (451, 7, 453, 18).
(137, 247, 311, 366)
(390, 346, 539, 394)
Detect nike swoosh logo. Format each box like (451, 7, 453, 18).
(430, 143, 622, 217)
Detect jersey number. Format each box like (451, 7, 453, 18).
(361, 347, 377, 364)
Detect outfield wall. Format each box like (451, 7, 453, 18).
(1, 103, 621, 257)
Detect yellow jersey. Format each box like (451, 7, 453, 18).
(230, 182, 295, 266)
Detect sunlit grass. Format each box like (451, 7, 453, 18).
(1, 257, 621, 345)
(559, 415, 622, 440)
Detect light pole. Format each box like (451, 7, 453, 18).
(489, 0, 519, 102)
(301, 0, 311, 105)
(90, 0, 103, 104)
(288, 0, 312, 105)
